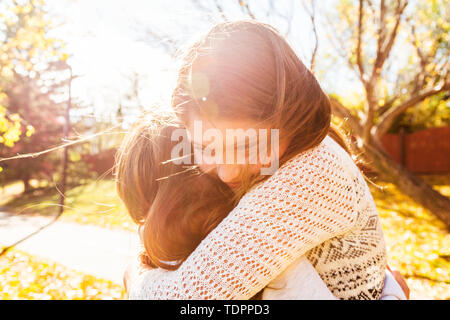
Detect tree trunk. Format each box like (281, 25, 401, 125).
(362, 143, 450, 229)
(22, 175, 32, 194)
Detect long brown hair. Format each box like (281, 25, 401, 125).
(172, 20, 353, 192)
(115, 119, 235, 270)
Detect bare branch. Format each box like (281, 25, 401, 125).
(363, 0, 408, 143)
(140, 27, 179, 57)
(375, 82, 450, 136)
(266, 0, 295, 37)
(378, 93, 401, 115)
(213, 0, 228, 22)
(407, 17, 438, 94)
(323, 15, 362, 79)
(371, 0, 408, 82)
(380, 1, 408, 63)
(356, 0, 365, 81)
(410, 23, 427, 73)
(329, 97, 363, 136)
(284, 1, 295, 37)
(237, 0, 256, 19)
(366, 0, 377, 16)
(302, 0, 319, 73)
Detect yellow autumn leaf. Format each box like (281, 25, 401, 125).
(26, 124, 35, 137)
(61, 53, 69, 61)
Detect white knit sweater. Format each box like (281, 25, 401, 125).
(129, 135, 387, 300)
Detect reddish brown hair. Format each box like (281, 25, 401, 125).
(172, 20, 352, 190)
(115, 120, 235, 270)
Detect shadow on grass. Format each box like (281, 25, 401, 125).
(3, 183, 89, 217)
(1, 179, 134, 231)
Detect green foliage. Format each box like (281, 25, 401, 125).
(391, 93, 450, 133)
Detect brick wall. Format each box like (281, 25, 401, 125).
(381, 126, 450, 174)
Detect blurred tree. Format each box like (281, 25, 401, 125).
(324, 0, 449, 227)
(0, 0, 68, 191)
(390, 92, 449, 133)
(1, 70, 65, 192)
(0, 95, 23, 149)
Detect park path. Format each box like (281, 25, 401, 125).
(0, 211, 140, 285)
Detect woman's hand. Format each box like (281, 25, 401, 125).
(387, 265, 410, 299)
(124, 225, 151, 295)
(123, 255, 152, 295)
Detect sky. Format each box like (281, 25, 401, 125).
(44, 0, 359, 120)
(46, 0, 178, 117)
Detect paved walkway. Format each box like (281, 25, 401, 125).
(0, 212, 140, 285)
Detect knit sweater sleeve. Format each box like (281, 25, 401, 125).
(129, 137, 359, 300)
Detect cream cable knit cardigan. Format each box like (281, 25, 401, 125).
(129, 135, 387, 300)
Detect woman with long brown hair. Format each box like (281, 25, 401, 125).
(122, 20, 404, 300)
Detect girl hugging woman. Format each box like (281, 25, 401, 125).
(115, 20, 406, 300)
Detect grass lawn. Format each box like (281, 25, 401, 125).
(1, 176, 449, 299)
(0, 179, 135, 232)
